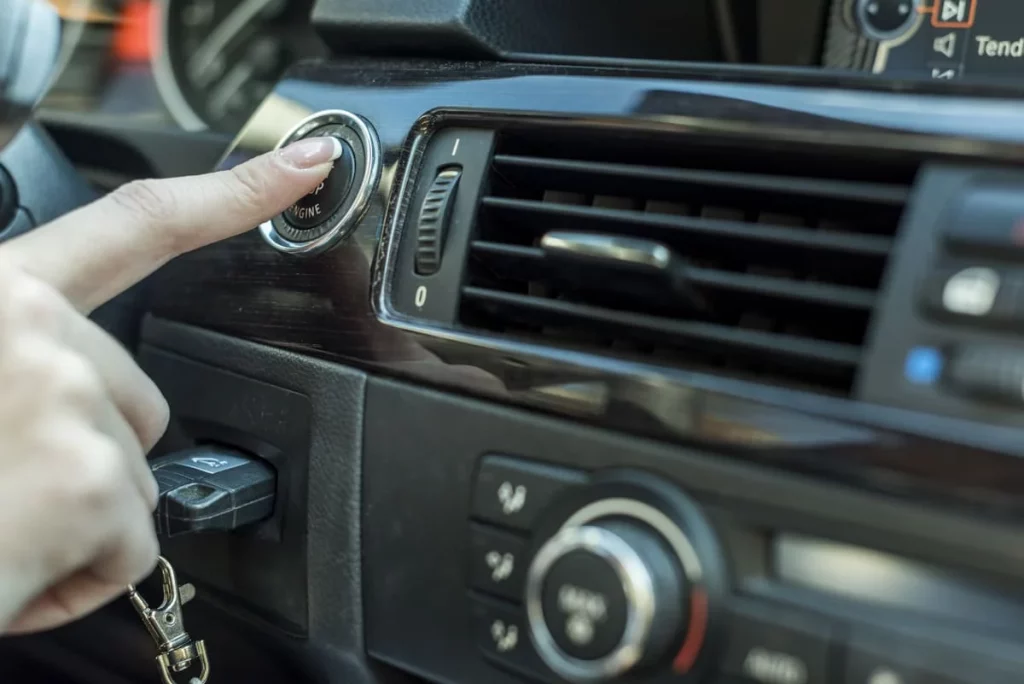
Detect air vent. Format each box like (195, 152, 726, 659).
(458, 127, 919, 395)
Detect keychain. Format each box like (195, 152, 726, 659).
(128, 556, 211, 684)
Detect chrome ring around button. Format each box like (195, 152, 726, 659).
(526, 525, 656, 682)
(259, 109, 381, 256)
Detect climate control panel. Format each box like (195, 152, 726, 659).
(458, 456, 1024, 684)
(466, 457, 726, 684)
(363, 380, 1024, 684)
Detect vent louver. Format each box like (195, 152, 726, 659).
(459, 127, 918, 395)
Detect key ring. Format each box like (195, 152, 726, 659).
(128, 557, 211, 684)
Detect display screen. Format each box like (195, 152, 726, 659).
(774, 533, 1024, 631)
(856, 0, 1024, 84)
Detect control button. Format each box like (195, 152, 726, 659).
(856, 0, 920, 42)
(843, 632, 1001, 684)
(845, 641, 919, 684)
(940, 266, 1000, 316)
(414, 167, 461, 275)
(945, 344, 1024, 406)
(542, 548, 629, 661)
(927, 266, 1001, 318)
(471, 596, 548, 680)
(945, 184, 1024, 257)
(526, 520, 686, 682)
(922, 265, 1024, 330)
(930, 0, 975, 28)
(472, 456, 586, 531)
(469, 524, 528, 601)
(283, 135, 355, 229)
(920, 265, 1024, 327)
(259, 109, 381, 256)
(721, 600, 833, 684)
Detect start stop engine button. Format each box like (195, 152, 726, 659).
(284, 135, 356, 229)
(259, 109, 381, 256)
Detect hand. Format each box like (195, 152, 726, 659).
(0, 137, 341, 634)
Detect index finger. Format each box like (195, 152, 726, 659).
(0, 137, 342, 312)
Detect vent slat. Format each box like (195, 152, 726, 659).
(462, 286, 863, 368)
(493, 154, 910, 208)
(479, 197, 894, 257)
(456, 127, 915, 395)
(687, 269, 876, 311)
(470, 241, 877, 311)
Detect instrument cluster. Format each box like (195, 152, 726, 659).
(156, 0, 325, 133)
(41, 0, 323, 134)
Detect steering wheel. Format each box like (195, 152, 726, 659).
(1, 1, 145, 344)
(0, 0, 97, 240)
(1, 0, 61, 149)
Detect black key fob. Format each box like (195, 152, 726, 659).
(149, 447, 276, 538)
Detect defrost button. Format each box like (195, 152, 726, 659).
(469, 524, 529, 601)
(471, 597, 549, 681)
(472, 456, 587, 531)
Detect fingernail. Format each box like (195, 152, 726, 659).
(278, 137, 343, 169)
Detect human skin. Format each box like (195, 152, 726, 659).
(0, 136, 341, 633)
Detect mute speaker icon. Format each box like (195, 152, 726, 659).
(934, 32, 957, 58)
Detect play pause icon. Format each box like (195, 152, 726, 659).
(941, 0, 967, 22)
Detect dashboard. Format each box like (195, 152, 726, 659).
(10, 2, 1024, 684)
(36, 0, 1024, 148)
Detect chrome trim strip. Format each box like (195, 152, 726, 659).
(562, 498, 703, 582)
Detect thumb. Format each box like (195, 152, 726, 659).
(0, 137, 342, 312)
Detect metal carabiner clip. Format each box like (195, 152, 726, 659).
(128, 557, 211, 684)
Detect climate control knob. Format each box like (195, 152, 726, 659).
(525, 518, 687, 682)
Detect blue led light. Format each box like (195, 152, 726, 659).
(904, 346, 944, 386)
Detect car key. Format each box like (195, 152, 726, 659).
(149, 446, 277, 538)
(128, 556, 211, 684)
